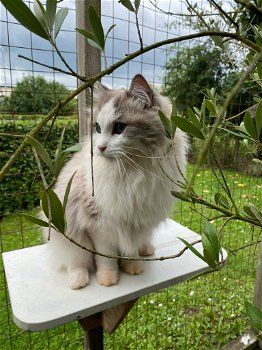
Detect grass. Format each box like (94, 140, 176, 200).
(0, 165, 261, 350)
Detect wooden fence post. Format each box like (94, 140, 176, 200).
(76, 0, 101, 142)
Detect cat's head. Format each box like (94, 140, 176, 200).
(93, 74, 170, 159)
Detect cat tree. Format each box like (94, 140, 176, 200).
(3, 220, 227, 350)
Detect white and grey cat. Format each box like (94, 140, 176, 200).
(42, 74, 188, 289)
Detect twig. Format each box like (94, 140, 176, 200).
(186, 51, 262, 196)
(211, 152, 240, 215)
(0, 30, 261, 181)
(209, 0, 239, 30)
(58, 230, 202, 261)
(234, 0, 262, 16)
(90, 87, 95, 197)
(31, 147, 52, 240)
(148, 0, 243, 17)
(18, 54, 85, 81)
(185, 0, 211, 30)
(51, 40, 79, 77)
(135, 12, 143, 50)
(0, 132, 24, 138)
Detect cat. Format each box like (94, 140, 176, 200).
(42, 74, 188, 289)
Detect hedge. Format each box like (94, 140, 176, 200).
(0, 117, 78, 215)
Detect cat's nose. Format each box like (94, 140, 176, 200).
(98, 145, 107, 153)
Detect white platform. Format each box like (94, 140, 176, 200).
(3, 219, 227, 332)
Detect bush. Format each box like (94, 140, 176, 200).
(2, 75, 77, 116)
(0, 117, 78, 215)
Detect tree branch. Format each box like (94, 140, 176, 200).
(234, 0, 262, 16)
(186, 51, 262, 196)
(209, 0, 239, 30)
(18, 54, 86, 81)
(0, 30, 261, 181)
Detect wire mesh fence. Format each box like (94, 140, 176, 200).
(0, 0, 261, 349)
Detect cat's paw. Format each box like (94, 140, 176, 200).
(139, 242, 155, 256)
(96, 270, 119, 286)
(67, 267, 89, 290)
(121, 261, 143, 275)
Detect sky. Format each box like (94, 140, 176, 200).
(0, 0, 192, 91)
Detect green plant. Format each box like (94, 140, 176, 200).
(0, 118, 78, 215)
(2, 76, 77, 115)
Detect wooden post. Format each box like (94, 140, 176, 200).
(76, 0, 101, 142)
(254, 241, 262, 349)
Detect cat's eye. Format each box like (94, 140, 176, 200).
(113, 122, 126, 135)
(95, 122, 101, 133)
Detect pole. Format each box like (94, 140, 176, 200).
(76, 0, 101, 142)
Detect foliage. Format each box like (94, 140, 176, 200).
(0, 167, 261, 349)
(162, 44, 259, 115)
(2, 76, 77, 115)
(0, 118, 78, 215)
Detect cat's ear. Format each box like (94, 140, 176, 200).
(129, 74, 153, 108)
(93, 81, 109, 99)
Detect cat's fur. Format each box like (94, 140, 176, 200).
(42, 75, 188, 289)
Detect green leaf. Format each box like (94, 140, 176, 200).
(54, 7, 68, 38)
(244, 111, 257, 140)
(204, 99, 216, 115)
(22, 213, 49, 228)
(257, 63, 262, 80)
(46, 0, 57, 33)
(159, 110, 172, 139)
(245, 301, 262, 331)
(34, 0, 48, 31)
(243, 205, 258, 219)
(214, 192, 230, 209)
(244, 205, 262, 223)
(104, 24, 116, 42)
(63, 171, 77, 211)
(1, 0, 49, 40)
(255, 100, 262, 138)
(41, 189, 65, 233)
(178, 238, 206, 263)
(203, 247, 217, 269)
(187, 107, 201, 129)
(88, 4, 105, 50)
(53, 153, 66, 177)
(170, 115, 177, 137)
(134, 0, 141, 12)
(119, 0, 135, 12)
(172, 115, 205, 140)
(63, 143, 81, 153)
(171, 191, 191, 203)
(28, 136, 54, 171)
(203, 222, 220, 263)
(75, 28, 103, 51)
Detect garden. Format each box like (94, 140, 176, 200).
(0, 0, 262, 349)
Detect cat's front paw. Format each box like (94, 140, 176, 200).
(96, 270, 119, 286)
(67, 267, 89, 290)
(121, 261, 143, 275)
(139, 242, 155, 256)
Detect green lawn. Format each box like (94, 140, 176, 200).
(0, 166, 261, 349)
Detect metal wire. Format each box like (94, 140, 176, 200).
(0, 1, 261, 349)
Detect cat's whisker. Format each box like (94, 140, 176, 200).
(118, 156, 129, 178)
(124, 150, 174, 160)
(122, 154, 155, 185)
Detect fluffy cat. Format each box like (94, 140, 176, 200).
(42, 74, 188, 289)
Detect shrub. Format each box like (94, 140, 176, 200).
(0, 117, 78, 215)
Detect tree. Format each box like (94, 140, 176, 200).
(162, 44, 259, 116)
(3, 75, 77, 115)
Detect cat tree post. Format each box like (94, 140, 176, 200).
(76, 0, 101, 142)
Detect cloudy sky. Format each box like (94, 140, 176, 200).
(1, 0, 193, 91)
